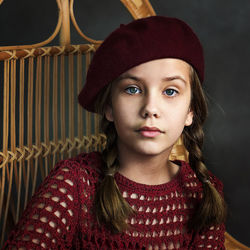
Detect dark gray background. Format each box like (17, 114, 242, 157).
(0, 0, 250, 246)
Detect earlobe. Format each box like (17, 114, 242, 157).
(185, 110, 193, 126)
(104, 105, 114, 122)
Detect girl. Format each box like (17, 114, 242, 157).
(4, 16, 227, 249)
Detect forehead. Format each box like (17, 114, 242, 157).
(115, 58, 192, 89)
(119, 58, 191, 80)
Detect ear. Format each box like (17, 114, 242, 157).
(185, 109, 193, 126)
(104, 104, 114, 122)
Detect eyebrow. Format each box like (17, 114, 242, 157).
(162, 76, 187, 85)
(116, 74, 138, 82)
(117, 74, 187, 85)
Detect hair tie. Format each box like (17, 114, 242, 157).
(204, 179, 211, 185)
(106, 173, 114, 177)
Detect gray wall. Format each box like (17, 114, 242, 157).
(0, 0, 250, 246)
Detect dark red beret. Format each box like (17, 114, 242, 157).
(78, 16, 204, 112)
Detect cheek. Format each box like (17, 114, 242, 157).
(113, 108, 132, 126)
(167, 102, 192, 127)
(112, 101, 138, 131)
(112, 97, 138, 118)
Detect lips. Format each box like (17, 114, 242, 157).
(137, 126, 164, 138)
(139, 126, 162, 132)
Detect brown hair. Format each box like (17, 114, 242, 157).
(94, 84, 134, 233)
(183, 68, 227, 232)
(94, 68, 227, 233)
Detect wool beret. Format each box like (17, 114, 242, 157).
(78, 16, 204, 112)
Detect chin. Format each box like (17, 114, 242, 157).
(119, 138, 175, 157)
(133, 144, 172, 157)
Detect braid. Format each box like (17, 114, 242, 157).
(183, 69, 227, 232)
(94, 86, 134, 233)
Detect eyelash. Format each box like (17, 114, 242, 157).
(125, 86, 179, 97)
(163, 89, 179, 97)
(125, 86, 141, 95)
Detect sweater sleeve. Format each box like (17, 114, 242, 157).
(190, 224, 225, 249)
(190, 174, 226, 249)
(2, 159, 81, 249)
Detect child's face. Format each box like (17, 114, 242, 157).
(105, 58, 193, 158)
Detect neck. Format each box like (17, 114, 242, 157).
(117, 144, 179, 185)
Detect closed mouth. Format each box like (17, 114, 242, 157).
(136, 126, 164, 133)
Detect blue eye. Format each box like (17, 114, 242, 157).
(125, 86, 141, 95)
(164, 89, 178, 97)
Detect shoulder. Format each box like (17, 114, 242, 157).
(32, 151, 104, 199)
(53, 151, 103, 170)
(207, 169, 224, 194)
(177, 160, 224, 194)
(50, 151, 102, 174)
(48, 151, 104, 184)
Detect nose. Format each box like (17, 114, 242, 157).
(140, 93, 160, 119)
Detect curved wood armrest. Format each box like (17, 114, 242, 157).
(120, 0, 156, 19)
(225, 232, 250, 250)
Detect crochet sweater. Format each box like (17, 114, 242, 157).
(3, 152, 225, 249)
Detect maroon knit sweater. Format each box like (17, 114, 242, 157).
(3, 152, 225, 249)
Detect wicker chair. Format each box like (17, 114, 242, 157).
(0, 0, 249, 249)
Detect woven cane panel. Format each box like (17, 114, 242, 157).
(0, 45, 106, 246)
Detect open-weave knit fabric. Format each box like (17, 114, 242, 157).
(3, 152, 225, 249)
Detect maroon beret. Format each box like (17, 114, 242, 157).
(78, 16, 204, 112)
